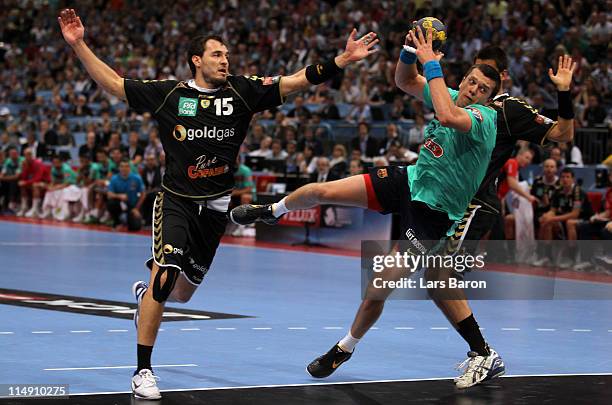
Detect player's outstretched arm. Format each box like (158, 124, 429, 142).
(279, 29, 379, 98)
(394, 30, 426, 100)
(545, 55, 577, 143)
(58, 9, 126, 100)
(410, 27, 472, 132)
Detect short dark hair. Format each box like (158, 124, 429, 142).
(187, 34, 226, 77)
(474, 46, 509, 72)
(119, 158, 131, 166)
(561, 167, 575, 177)
(358, 122, 370, 131)
(464, 64, 502, 99)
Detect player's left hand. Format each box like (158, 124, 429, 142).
(548, 55, 576, 91)
(408, 25, 443, 65)
(340, 29, 379, 65)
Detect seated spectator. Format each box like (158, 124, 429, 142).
(127, 131, 144, 165)
(285, 141, 299, 172)
(107, 132, 126, 155)
(298, 145, 316, 174)
(350, 122, 378, 158)
(55, 122, 75, 147)
(140, 153, 163, 226)
(21, 131, 49, 160)
(269, 139, 288, 160)
(0, 146, 24, 212)
(558, 141, 584, 167)
(18, 148, 50, 217)
(106, 159, 145, 231)
(408, 114, 426, 150)
(231, 156, 255, 206)
(38, 119, 57, 146)
(386, 140, 418, 164)
(78, 131, 99, 162)
(349, 159, 364, 176)
(249, 136, 273, 158)
(86, 149, 114, 224)
(70, 153, 97, 223)
(548, 146, 563, 169)
(329, 144, 348, 179)
(109, 147, 137, 175)
(535, 168, 593, 266)
(287, 96, 311, 121)
(297, 127, 324, 156)
(318, 93, 340, 120)
(144, 128, 163, 159)
(345, 98, 372, 123)
(39, 155, 77, 220)
(71, 94, 92, 117)
(581, 95, 607, 127)
(389, 95, 412, 121)
(247, 124, 266, 150)
(310, 157, 339, 183)
(531, 158, 560, 232)
(378, 123, 402, 155)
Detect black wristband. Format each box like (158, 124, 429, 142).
(557, 90, 574, 119)
(305, 59, 343, 85)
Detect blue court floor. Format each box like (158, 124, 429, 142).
(0, 220, 611, 396)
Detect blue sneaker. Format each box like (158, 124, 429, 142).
(454, 347, 505, 389)
(132, 281, 148, 329)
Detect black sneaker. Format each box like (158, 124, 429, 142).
(307, 343, 353, 378)
(230, 204, 280, 225)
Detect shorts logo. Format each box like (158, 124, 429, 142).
(178, 97, 198, 116)
(465, 106, 483, 122)
(404, 228, 427, 254)
(377, 168, 388, 178)
(163, 244, 183, 256)
(423, 138, 444, 158)
(200, 99, 210, 109)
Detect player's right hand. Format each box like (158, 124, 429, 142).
(58, 8, 85, 46)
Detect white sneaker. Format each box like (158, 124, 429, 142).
(40, 207, 52, 219)
(531, 256, 551, 267)
(72, 211, 84, 223)
(24, 207, 39, 218)
(132, 281, 148, 330)
(15, 206, 27, 217)
(454, 348, 505, 389)
(131, 369, 161, 399)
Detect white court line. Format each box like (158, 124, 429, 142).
(323, 327, 343, 330)
(108, 329, 128, 333)
(501, 328, 521, 331)
(45, 364, 197, 371)
(67, 372, 612, 396)
(216, 327, 236, 330)
(159, 328, 165, 332)
(370, 327, 379, 330)
(394, 327, 414, 330)
(536, 328, 556, 332)
(70, 330, 91, 333)
(31, 331, 53, 334)
(0, 332, 14, 334)
(180, 328, 200, 331)
(572, 329, 592, 332)
(430, 327, 449, 330)
(252, 327, 272, 330)
(288, 327, 307, 330)
(608, 330, 612, 333)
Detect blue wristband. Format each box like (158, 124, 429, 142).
(399, 48, 417, 65)
(423, 60, 443, 81)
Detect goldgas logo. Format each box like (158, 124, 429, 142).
(173, 125, 236, 142)
(424, 138, 444, 158)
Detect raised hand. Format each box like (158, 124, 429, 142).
(548, 55, 576, 91)
(341, 29, 379, 64)
(58, 8, 85, 46)
(407, 25, 443, 65)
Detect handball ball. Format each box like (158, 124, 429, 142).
(413, 17, 447, 50)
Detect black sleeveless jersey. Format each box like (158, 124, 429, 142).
(124, 75, 282, 199)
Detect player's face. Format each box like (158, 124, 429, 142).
(197, 40, 229, 86)
(457, 68, 496, 107)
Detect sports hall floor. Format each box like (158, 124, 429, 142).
(0, 218, 611, 404)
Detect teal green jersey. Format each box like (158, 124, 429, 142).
(2, 157, 24, 176)
(51, 163, 77, 185)
(406, 83, 497, 221)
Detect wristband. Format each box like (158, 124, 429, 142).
(399, 48, 417, 64)
(557, 90, 574, 119)
(423, 60, 443, 81)
(305, 59, 343, 85)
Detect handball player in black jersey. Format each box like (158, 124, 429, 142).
(59, 8, 379, 399)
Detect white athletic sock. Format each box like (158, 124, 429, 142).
(271, 197, 289, 218)
(338, 331, 359, 353)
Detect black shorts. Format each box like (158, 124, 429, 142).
(146, 191, 228, 285)
(442, 190, 502, 256)
(365, 166, 453, 253)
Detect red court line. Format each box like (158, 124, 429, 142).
(1, 216, 610, 282)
